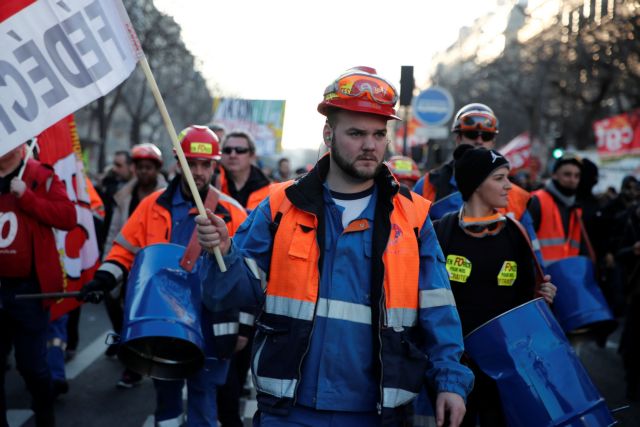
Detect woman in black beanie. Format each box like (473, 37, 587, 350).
(433, 144, 557, 426)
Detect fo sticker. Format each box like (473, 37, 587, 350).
(190, 142, 212, 154)
(497, 261, 517, 286)
(445, 255, 472, 283)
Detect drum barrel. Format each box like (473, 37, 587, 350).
(118, 243, 205, 380)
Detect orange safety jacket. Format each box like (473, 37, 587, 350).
(102, 179, 246, 280)
(532, 189, 582, 264)
(252, 171, 439, 414)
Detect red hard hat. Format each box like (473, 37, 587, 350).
(177, 125, 220, 160)
(317, 66, 401, 120)
(387, 155, 421, 183)
(451, 103, 499, 134)
(131, 143, 163, 166)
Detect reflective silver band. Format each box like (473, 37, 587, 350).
(419, 288, 456, 308)
(316, 298, 371, 325)
(383, 387, 418, 408)
(99, 262, 125, 284)
(114, 233, 141, 255)
(213, 322, 239, 336)
(387, 308, 417, 328)
(239, 311, 255, 326)
(265, 295, 315, 321)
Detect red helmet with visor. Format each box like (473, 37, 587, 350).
(317, 66, 400, 120)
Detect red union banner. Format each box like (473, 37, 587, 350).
(37, 115, 100, 320)
(500, 132, 531, 171)
(0, 0, 142, 156)
(594, 109, 640, 160)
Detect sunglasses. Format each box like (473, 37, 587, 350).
(461, 131, 496, 142)
(325, 73, 398, 106)
(222, 146, 251, 155)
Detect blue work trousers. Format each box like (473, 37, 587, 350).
(47, 315, 68, 382)
(255, 405, 382, 427)
(153, 367, 219, 426)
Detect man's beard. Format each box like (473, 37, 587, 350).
(331, 136, 382, 181)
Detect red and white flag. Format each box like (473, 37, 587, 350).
(0, 0, 142, 156)
(37, 115, 100, 319)
(500, 132, 531, 173)
(594, 109, 640, 160)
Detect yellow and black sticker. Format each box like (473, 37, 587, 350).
(190, 142, 212, 154)
(497, 261, 517, 286)
(446, 255, 472, 283)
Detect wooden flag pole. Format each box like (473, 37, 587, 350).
(138, 56, 226, 272)
(17, 138, 37, 180)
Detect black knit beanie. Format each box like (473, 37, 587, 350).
(453, 144, 510, 201)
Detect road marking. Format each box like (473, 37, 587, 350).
(65, 330, 111, 380)
(7, 409, 32, 427)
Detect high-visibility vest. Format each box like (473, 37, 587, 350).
(252, 181, 435, 410)
(532, 189, 582, 264)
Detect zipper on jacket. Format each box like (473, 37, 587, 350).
(377, 296, 386, 415)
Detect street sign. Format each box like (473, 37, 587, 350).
(412, 87, 454, 126)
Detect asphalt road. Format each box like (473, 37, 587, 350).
(4, 302, 639, 426)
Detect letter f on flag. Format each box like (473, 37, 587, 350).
(0, 0, 143, 156)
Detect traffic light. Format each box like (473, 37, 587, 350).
(552, 148, 564, 159)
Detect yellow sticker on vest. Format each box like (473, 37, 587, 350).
(446, 255, 472, 283)
(497, 261, 517, 286)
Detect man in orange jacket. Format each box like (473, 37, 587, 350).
(79, 126, 247, 426)
(528, 154, 594, 264)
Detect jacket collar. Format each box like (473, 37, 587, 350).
(286, 153, 400, 216)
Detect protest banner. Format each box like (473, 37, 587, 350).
(594, 109, 640, 160)
(212, 98, 286, 156)
(0, 0, 142, 156)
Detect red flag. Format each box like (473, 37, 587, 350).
(500, 132, 532, 173)
(594, 109, 640, 160)
(37, 115, 100, 320)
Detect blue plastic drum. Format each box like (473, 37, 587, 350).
(547, 256, 616, 334)
(465, 298, 616, 427)
(118, 243, 205, 380)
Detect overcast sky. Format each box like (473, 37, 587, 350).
(154, 0, 499, 150)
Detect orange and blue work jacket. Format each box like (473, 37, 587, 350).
(531, 189, 583, 265)
(99, 176, 247, 360)
(201, 155, 473, 422)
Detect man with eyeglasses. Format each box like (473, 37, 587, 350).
(195, 66, 472, 427)
(413, 103, 540, 262)
(217, 131, 272, 213)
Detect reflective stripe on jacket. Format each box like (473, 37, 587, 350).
(532, 189, 582, 264)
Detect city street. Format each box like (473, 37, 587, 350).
(5, 302, 639, 426)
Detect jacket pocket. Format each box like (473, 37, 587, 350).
(381, 327, 429, 395)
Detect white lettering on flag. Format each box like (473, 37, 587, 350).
(0, 0, 141, 156)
